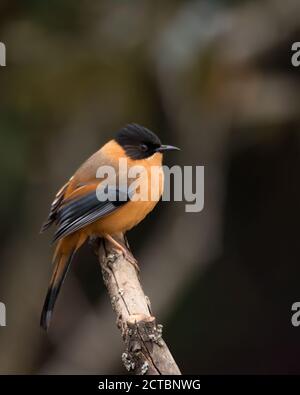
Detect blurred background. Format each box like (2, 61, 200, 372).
(0, 0, 300, 374)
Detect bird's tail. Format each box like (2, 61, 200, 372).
(40, 233, 86, 331)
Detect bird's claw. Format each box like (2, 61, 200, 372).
(122, 249, 140, 273)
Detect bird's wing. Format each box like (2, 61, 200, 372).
(40, 180, 71, 233)
(41, 144, 113, 233)
(53, 183, 132, 242)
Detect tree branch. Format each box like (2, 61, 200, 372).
(96, 238, 181, 375)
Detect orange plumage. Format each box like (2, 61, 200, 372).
(40, 124, 179, 330)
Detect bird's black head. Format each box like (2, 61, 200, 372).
(115, 123, 179, 160)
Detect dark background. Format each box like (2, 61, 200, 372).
(0, 0, 300, 374)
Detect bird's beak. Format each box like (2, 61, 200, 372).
(156, 144, 180, 153)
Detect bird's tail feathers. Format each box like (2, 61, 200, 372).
(40, 234, 86, 330)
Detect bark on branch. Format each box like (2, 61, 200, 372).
(95, 237, 181, 375)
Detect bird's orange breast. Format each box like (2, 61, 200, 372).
(91, 148, 164, 236)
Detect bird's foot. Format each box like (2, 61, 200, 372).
(122, 248, 140, 273)
(104, 234, 140, 273)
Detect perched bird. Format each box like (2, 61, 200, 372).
(40, 123, 179, 330)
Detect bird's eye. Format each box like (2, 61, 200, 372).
(140, 144, 148, 152)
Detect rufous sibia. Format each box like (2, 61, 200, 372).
(40, 124, 179, 330)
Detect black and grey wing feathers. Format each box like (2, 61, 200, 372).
(53, 186, 131, 242)
(40, 181, 70, 233)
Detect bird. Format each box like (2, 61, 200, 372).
(40, 123, 180, 330)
